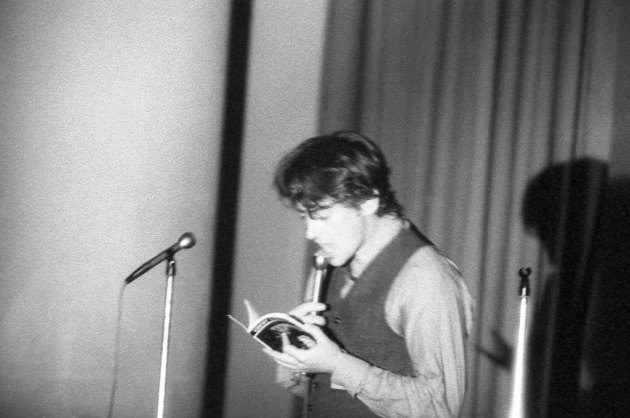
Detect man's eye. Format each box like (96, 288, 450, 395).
(311, 212, 329, 220)
(299, 211, 328, 221)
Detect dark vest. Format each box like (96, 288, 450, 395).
(307, 226, 429, 417)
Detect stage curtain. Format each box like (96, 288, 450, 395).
(318, 0, 622, 416)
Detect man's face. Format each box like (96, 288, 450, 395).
(300, 201, 367, 267)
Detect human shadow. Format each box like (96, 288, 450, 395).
(521, 158, 630, 417)
(580, 175, 630, 417)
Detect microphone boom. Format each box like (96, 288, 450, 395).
(125, 232, 196, 284)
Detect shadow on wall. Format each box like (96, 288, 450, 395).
(521, 158, 630, 417)
(583, 175, 630, 417)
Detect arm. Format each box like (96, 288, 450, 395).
(266, 248, 473, 417)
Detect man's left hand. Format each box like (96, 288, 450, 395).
(263, 323, 345, 375)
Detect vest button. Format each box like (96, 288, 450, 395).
(312, 382, 319, 389)
(333, 317, 341, 324)
(307, 404, 313, 411)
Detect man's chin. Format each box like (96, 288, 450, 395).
(327, 255, 352, 267)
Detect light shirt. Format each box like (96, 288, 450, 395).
(284, 219, 475, 417)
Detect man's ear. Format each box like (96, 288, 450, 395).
(360, 196, 380, 215)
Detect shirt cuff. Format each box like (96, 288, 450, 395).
(330, 352, 372, 396)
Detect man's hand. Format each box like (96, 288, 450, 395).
(287, 302, 327, 326)
(263, 322, 345, 375)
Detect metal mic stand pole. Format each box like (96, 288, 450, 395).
(302, 255, 328, 417)
(509, 267, 532, 418)
(157, 256, 176, 418)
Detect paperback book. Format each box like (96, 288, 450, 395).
(228, 299, 316, 352)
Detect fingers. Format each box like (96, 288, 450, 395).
(263, 334, 304, 371)
(301, 314, 326, 326)
(301, 322, 326, 339)
(280, 332, 308, 357)
(289, 302, 327, 317)
(262, 327, 341, 375)
(281, 331, 292, 352)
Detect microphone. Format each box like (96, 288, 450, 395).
(125, 232, 196, 284)
(311, 254, 329, 304)
(518, 267, 531, 297)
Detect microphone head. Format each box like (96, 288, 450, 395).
(313, 254, 328, 270)
(178, 232, 196, 250)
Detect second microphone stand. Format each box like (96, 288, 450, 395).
(509, 267, 532, 418)
(157, 256, 176, 418)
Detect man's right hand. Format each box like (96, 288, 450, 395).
(288, 302, 327, 326)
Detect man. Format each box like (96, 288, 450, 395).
(265, 131, 474, 417)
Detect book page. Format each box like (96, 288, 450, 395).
(253, 317, 316, 351)
(227, 314, 248, 332)
(228, 300, 317, 352)
(227, 299, 263, 332)
(244, 299, 262, 329)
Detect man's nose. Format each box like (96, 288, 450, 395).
(305, 218, 318, 241)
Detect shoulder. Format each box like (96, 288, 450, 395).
(386, 245, 474, 335)
(389, 245, 471, 309)
(402, 246, 463, 289)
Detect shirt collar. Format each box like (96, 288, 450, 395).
(349, 217, 405, 279)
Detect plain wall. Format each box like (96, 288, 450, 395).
(0, 1, 229, 417)
(0, 0, 331, 417)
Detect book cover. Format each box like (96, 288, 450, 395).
(228, 299, 316, 352)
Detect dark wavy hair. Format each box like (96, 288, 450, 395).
(273, 131, 403, 217)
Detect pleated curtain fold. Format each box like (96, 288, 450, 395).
(318, 0, 622, 416)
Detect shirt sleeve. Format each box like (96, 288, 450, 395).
(330, 246, 474, 417)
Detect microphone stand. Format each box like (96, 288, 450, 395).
(120, 233, 195, 418)
(157, 256, 176, 418)
(509, 267, 532, 418)
(302, 255, 328, 417)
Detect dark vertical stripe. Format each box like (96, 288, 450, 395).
(423, 0, 451, 228)
(569, 0, 590, 160)
(203, 1, 252, 416)
(538, 2, 583, 415)
(472, 1, 509, 414)
(353, 1, 372, 132)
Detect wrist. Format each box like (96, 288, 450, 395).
(328, 348, 348, 374)
(329, 350, 371, 391)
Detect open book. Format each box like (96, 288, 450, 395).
(228, 299, 316, 352)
